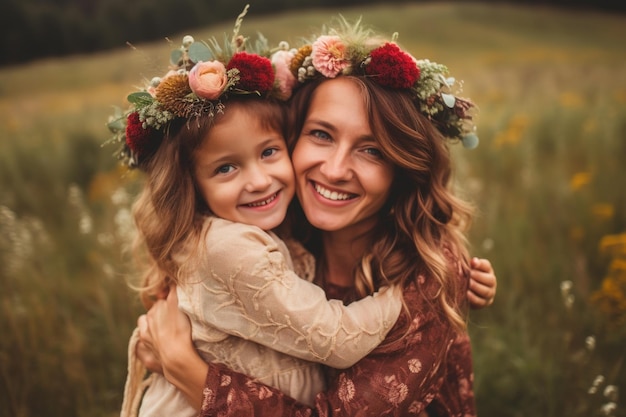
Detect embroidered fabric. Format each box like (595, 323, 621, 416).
(198, 247, 476, 417)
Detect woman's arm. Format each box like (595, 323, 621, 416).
(138, 290, 207, 410)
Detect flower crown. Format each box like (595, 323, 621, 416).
(106, 5, 294, 168)
(283, 17, 479, 149)
(107, 8, 478, 168)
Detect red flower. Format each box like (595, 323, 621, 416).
(125, 112, 160, 156)
(227, 52, 274, 95)
(365, 43, 420, 89)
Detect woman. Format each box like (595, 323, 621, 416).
(138, 20, 496, 416)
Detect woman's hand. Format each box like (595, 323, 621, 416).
(136, 314, 164, 374)
(468, 257, 497, 309)
(136, 286, 208, 410)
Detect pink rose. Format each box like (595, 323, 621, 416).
(271, 49, 297, 99)
(311, 35, 349, 78)
(188, 61, 228, 100)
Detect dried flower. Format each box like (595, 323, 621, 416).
(188, 61, 228, 100)
(125, 112, 160, 157)
(227, 52, 274, 95)
(365, 43, 420, 89)
(311, 35, 349, 78)
(155, 73, 193, 117)
(271, 49, 297, 100)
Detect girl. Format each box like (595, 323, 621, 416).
(137, 18, 494, 416)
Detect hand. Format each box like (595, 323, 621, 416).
(468, 257, 497, 309)
(136, 314, 163, 374)
(137, 285, 208, 410)
(136, 286, 193, 371)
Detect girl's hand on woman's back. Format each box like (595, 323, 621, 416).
(468, 257, 497, 309)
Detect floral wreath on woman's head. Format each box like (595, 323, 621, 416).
(284, 17, 479, 149)
(107, 8, 479, 169)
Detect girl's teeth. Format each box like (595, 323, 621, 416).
(248, 194, 276, 207)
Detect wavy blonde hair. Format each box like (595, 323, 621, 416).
(130, 98, 287, 308)
(286, 76, 473, 331)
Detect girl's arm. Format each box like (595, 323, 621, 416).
(187, 220, 402, 368)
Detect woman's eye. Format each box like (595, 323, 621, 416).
(261, 147, 278, 158)
(311, 130, 331, 141)
(216, 164, 235, 174)
(364, 147, 383, 158)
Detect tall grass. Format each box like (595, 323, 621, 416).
(0, 3, 624, 416)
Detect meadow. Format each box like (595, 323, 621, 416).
(1, 3, 625, 416)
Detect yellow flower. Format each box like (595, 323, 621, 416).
(599, 233, 626, 256)
(569, 172, 592, 190)
(592, 203, 615, 221)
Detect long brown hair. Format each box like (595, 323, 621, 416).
(131, 97, 287, 308)
(285, 76, 473, 331)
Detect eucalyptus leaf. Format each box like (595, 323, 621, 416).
(107, 117, 126, 132)
(170, 49, 183, 65)
(441, 93, 456, 108)
(127, 92, 153, 106)
(462, 133, 479, 149)
(188, 42, 213, 63)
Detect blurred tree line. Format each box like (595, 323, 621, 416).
(1, 0, 623, 67)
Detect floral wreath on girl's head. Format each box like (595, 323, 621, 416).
(284, 17, 479, 149)
(106, 5, 298, 169)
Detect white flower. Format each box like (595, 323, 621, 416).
(601, 402, 617, 416)
(182, 35, 195, 47)
(585, 335, 596, 351)
(603, 385, 619, 401)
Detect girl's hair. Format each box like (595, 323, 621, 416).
(131, 97, 286, 308)
(285, 76, 473, 331)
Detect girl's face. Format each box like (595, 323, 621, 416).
(193, 105, 295, 231)
(292, 78, 394, 235)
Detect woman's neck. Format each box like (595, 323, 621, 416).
(320, 230, 369, 288)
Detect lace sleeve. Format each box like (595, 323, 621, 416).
(183, 219, 402, 368)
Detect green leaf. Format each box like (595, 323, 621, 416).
(170, 49, 183, 65)
(188, 42, 213, 63)
(462, 133, 479, 149)
(107, 116, 126, 132)
(441, 93, 456, 108)
(127, 92, 153, 106)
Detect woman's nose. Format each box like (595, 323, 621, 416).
(319, 147, 352, 182)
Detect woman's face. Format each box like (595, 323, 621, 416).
(292, 78, 394, 235)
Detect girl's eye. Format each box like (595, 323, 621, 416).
(216, 164, 235, 175)
(261, 147, 278, 158)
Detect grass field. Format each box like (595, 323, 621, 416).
(1, 3, 625, 416)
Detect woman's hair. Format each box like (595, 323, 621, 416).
(286, 76, 473, 331)
(131, 97, 287, 308)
